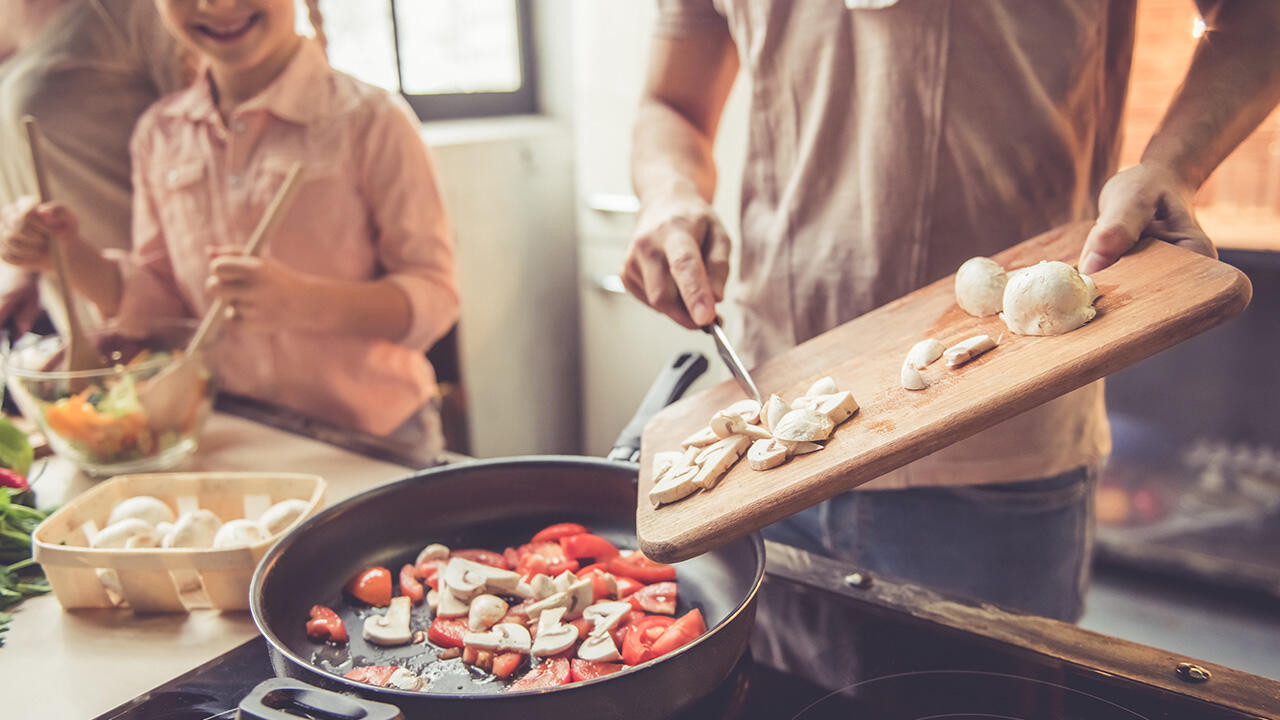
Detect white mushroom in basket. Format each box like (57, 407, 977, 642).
(107, 496, 175, 529)
(257, 499, 311, 536)
(90, 519, 162, 595)
(364, 596, 413, 646)
(163, 509, 224, 592)
(530, 606, 579, 658)
(212, 518, 269, 549)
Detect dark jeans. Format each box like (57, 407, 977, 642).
(760, 466, 1098, 621)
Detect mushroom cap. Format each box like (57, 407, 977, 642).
(955, 257, 1008, 317)
(212, 518, 269, 549)
(165, 509, 223, 549)
(1001, 260, 1097, 336)
(107, 496, 176, 529)
(91, 518, 159, 549)
(258, 498, 311, 536)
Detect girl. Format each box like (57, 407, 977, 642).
(0, 0, 460, 455)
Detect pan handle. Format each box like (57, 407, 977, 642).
(607, 351, 709, 464)
(237, 677, 405, 720)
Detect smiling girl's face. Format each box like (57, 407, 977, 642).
(154, 0, 299, 98)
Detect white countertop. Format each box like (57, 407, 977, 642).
(1, 412, 422, 720)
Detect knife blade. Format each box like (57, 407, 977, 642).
(703, 321, 763, 405)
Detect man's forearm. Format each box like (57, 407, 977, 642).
(631, 98, 720, 206)
(61, 237, 122, 317)
(1142, 1, 1280, 189)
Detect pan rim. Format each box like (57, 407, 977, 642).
(249, 455, 766, 700)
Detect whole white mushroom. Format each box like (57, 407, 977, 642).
(954, 257, 1008, 317)
(1000, 260, 1098, 336)
(107, 496, 175, 529)
(91, 519, 160, 595)
(165, 509, 223, 549)
(257, 499, 311, 536)
(212, 518, 269, 549)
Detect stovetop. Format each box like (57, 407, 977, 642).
(94, 542, 1279, 720)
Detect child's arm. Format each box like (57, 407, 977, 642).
(0, 198, 124, 313)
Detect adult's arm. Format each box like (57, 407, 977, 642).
(1080, 0, 1280, 273)
(623, 19, 739, 329)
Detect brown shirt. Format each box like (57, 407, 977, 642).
(0, 0, 183, 329)
(655, 0, 1131, 488)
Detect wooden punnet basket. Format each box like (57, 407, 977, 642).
(32, 472, 325, 612)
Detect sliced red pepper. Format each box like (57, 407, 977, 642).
(530, 522, 589, 543)
(492, 652, 524, 679)
(452, 548, 510, 569)
(606, 552, 676, 584)
(0, 468, 29, 491)
(614, 576, 645, 598)
(427, 617, 469, 649)
(559, 533, 620, 560)
(503, 546, 521, 568)
(344, 566, 392, 607)
(570, 658, 624, 682)
(304, 605, 348, 644)
(399, 564, 424, 604)
(417, 559, 446, 591)
(628, 581, 677, 615)
(343, 665, 399, 686)
(621, 615, 675, 666)
(508, 657, 571, 691)
(643, 608, 706, 662)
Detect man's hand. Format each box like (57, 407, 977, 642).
(0, 197, 79, 272)
(621, 194, 731, 329)
(206, 253, 321, 331)
(1079, 163, 1216, 275)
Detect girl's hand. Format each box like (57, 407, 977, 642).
(0, 197, 80, 272)
(206, 254, 322, 331)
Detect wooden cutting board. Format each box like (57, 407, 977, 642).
(635, 222, 1253, 562)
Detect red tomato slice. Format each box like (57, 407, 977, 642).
(570, 617, 595, 639)
(643, 608, 706, 662)
(614, 576, 645, 598)
(304, 605, 348, 644)
(570, 659, 624, 682)
(514, 541, 579, 579)
(503, 546, 521, 568)
(509, 657, 571, 691)
(344, 567, 392, 607)
(531, 522, 589, 543)
(415, 559, 445, 590)
(606, 552, 676, 584)
(579, 568, 617, 602)
(628, 581, 677, 614)
(399, 564, 424, 604)
(559, 533, 620, 560)
(343, 665, 399, 686)
(621, 615, 676, 666)
(577, 562, 607, 576)
(427, 617, 469, 649)
(610, 609, 646, 646)
(492, 652, 524, 679)
(452, 548, 510, 569)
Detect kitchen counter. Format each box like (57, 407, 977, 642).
(1, 410, 430, 720)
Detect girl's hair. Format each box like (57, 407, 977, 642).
(304, 0, 327, 53)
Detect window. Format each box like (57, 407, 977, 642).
(297, 0, 536, 121)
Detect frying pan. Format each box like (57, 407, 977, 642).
(246, 354, 766, 720)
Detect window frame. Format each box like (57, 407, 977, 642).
(389, 0, 538, 121)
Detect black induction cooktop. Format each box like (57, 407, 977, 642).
(94, 542, 1279, 720)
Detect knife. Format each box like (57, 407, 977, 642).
(703, 321, 764, 405)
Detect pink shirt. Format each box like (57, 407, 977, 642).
(112, 41, 459, 436)
(656, 0, 1123, 488)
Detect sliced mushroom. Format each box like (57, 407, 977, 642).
(582, 601, 632, 636)
(435, 581, 471, 618)
(772, 407, 835, 442)
(553, 570, 577, 594)
(695, 434, 751, 465)
(463, 622, 533, 653)
(650, 450, 683, 485)
(529, 573, 559, 600)
(708, 411, 745, 439)
(386, 667, 427, 691)
(782, 440, 823, 455)
(943, 334, 997, 368)
(763, 394, 790, 433)
(525, 590, 571, 621)
(805, 376, 837, 397)
(426, 589, 439, 611)
(415, 543, 450, 565)
(577, 632, 623, 663)
(442, 557, 522, 600)
(692, 435, 751, 490)
(901, 362, 926, 391)
(808, 391, 858, 425)
(724, 398, 762, 424)
(905, 338, 945, 370)
(680, 426, 720, 448)
(563, 576, 594, 620)
(748, 438, 789, 471)
(468, 594, 509, 631)
(648, 464, 700, 507)
(530, 606, 579, 658)
(363, 596, 413, 646)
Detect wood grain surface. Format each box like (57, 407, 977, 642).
(635, 222, 1253, 562)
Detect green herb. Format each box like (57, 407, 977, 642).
(0, 487, 51, 646)
(0, 418, 33, 477)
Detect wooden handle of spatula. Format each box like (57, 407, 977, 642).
(184, 161, 305, 356)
